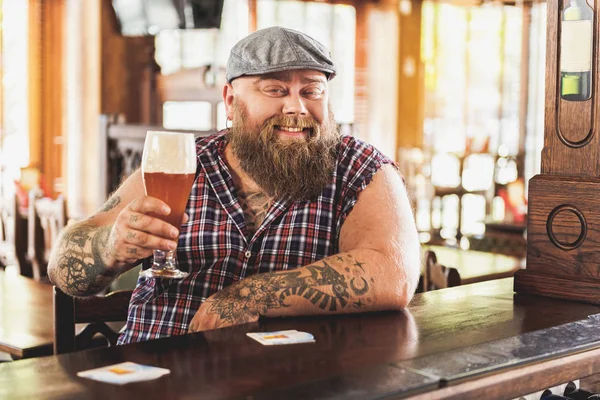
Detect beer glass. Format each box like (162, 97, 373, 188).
(140, 131, 196, 279)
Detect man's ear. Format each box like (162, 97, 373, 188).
(223, 83, 235, 121)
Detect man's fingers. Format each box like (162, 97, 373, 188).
(125, 197, 180, 239)
(123, 230, 177, 251)
(108, 196, 181, 264)
(124, 213, 179, 240)
(120, 245, 153, 263)
(128, 196, 171, 216)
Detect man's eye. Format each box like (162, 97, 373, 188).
(304, 90, 323, 99)
(265, 87, 286, 95)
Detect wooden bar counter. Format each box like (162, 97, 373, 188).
(3, 278, 600, 399)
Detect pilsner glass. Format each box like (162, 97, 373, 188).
(140, 131, 196, 279)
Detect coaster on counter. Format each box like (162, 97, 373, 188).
(77, 361, 170, 385)
(246, 330, 315, 345)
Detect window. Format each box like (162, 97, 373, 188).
(0, 1, 29, 198)
(154, 0, 248, 131)
(163, 101, 213, 131)
(155, 0, 249, 75)
(420, 1, 544, 245)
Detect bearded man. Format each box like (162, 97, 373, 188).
(48, 27, 421, 344)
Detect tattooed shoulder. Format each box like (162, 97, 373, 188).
(100, 195, 122, 212)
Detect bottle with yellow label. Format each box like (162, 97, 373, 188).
(560, 0, 593, 101)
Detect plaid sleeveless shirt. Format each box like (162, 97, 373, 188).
(118, 132, 394, 344)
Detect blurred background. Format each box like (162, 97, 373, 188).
(0, 0, 546, 267)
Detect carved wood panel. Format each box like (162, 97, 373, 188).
(541, 0, 599, 176)
(516, 0, 600, 304)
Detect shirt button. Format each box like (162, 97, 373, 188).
(245, 250, 252, 259)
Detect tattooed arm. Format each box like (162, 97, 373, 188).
(189, 164, 421, 332)
(48, 169, 182, 296)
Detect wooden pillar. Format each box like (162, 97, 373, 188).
(248, 0, 257, 32)
(29, 0, 66, 197)
(514, 0, 600, 303)
(397, 0, 424, 149)
(28, 0, 41, 172)
(100, 0, 155, 124)
(353, 1, 369, 141)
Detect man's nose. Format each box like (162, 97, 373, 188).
(282, 93, 308, 116)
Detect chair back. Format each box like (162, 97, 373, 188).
(27, 192, 67, 281)
(0, 195, 16, 266)
(423, 250, 461, 291)
(53, 286, 132, 354)
(0, 194, 30, 275)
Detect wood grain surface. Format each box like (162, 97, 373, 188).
(3, 278, 600, 399)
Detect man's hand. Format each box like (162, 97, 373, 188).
(107, 196, 186, 267)
(48, 169, 196, 297)
(188, 284, 262, 333)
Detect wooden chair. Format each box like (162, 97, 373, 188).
(0, 194, 31, 276)
(0, 196, 15, 268)
(53, 286, 132, 354)
(468, 222, 527, 258)
(27, 191, 67, 282)
(422, 250, 461, 291)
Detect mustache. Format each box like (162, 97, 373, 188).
(259, 114, 322, 142)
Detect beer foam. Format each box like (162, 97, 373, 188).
(142, 131, 197, 174)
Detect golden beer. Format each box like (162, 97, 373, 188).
(143, 172, 195, 229)
(141, 131, 196, 279)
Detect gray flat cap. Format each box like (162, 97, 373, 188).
(226, 26, 337, 83)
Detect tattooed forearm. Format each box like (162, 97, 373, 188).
(238, 190, 271, 236)
(49, 223, 118, 296)
(100, 195, 121, 212)
(206, 254, 374, 325)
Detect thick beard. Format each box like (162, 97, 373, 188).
(227, 99, 340, 201)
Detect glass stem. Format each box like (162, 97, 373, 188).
(152, 249, 177, 271)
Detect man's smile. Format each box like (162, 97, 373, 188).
(275, 125, 311, 138)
